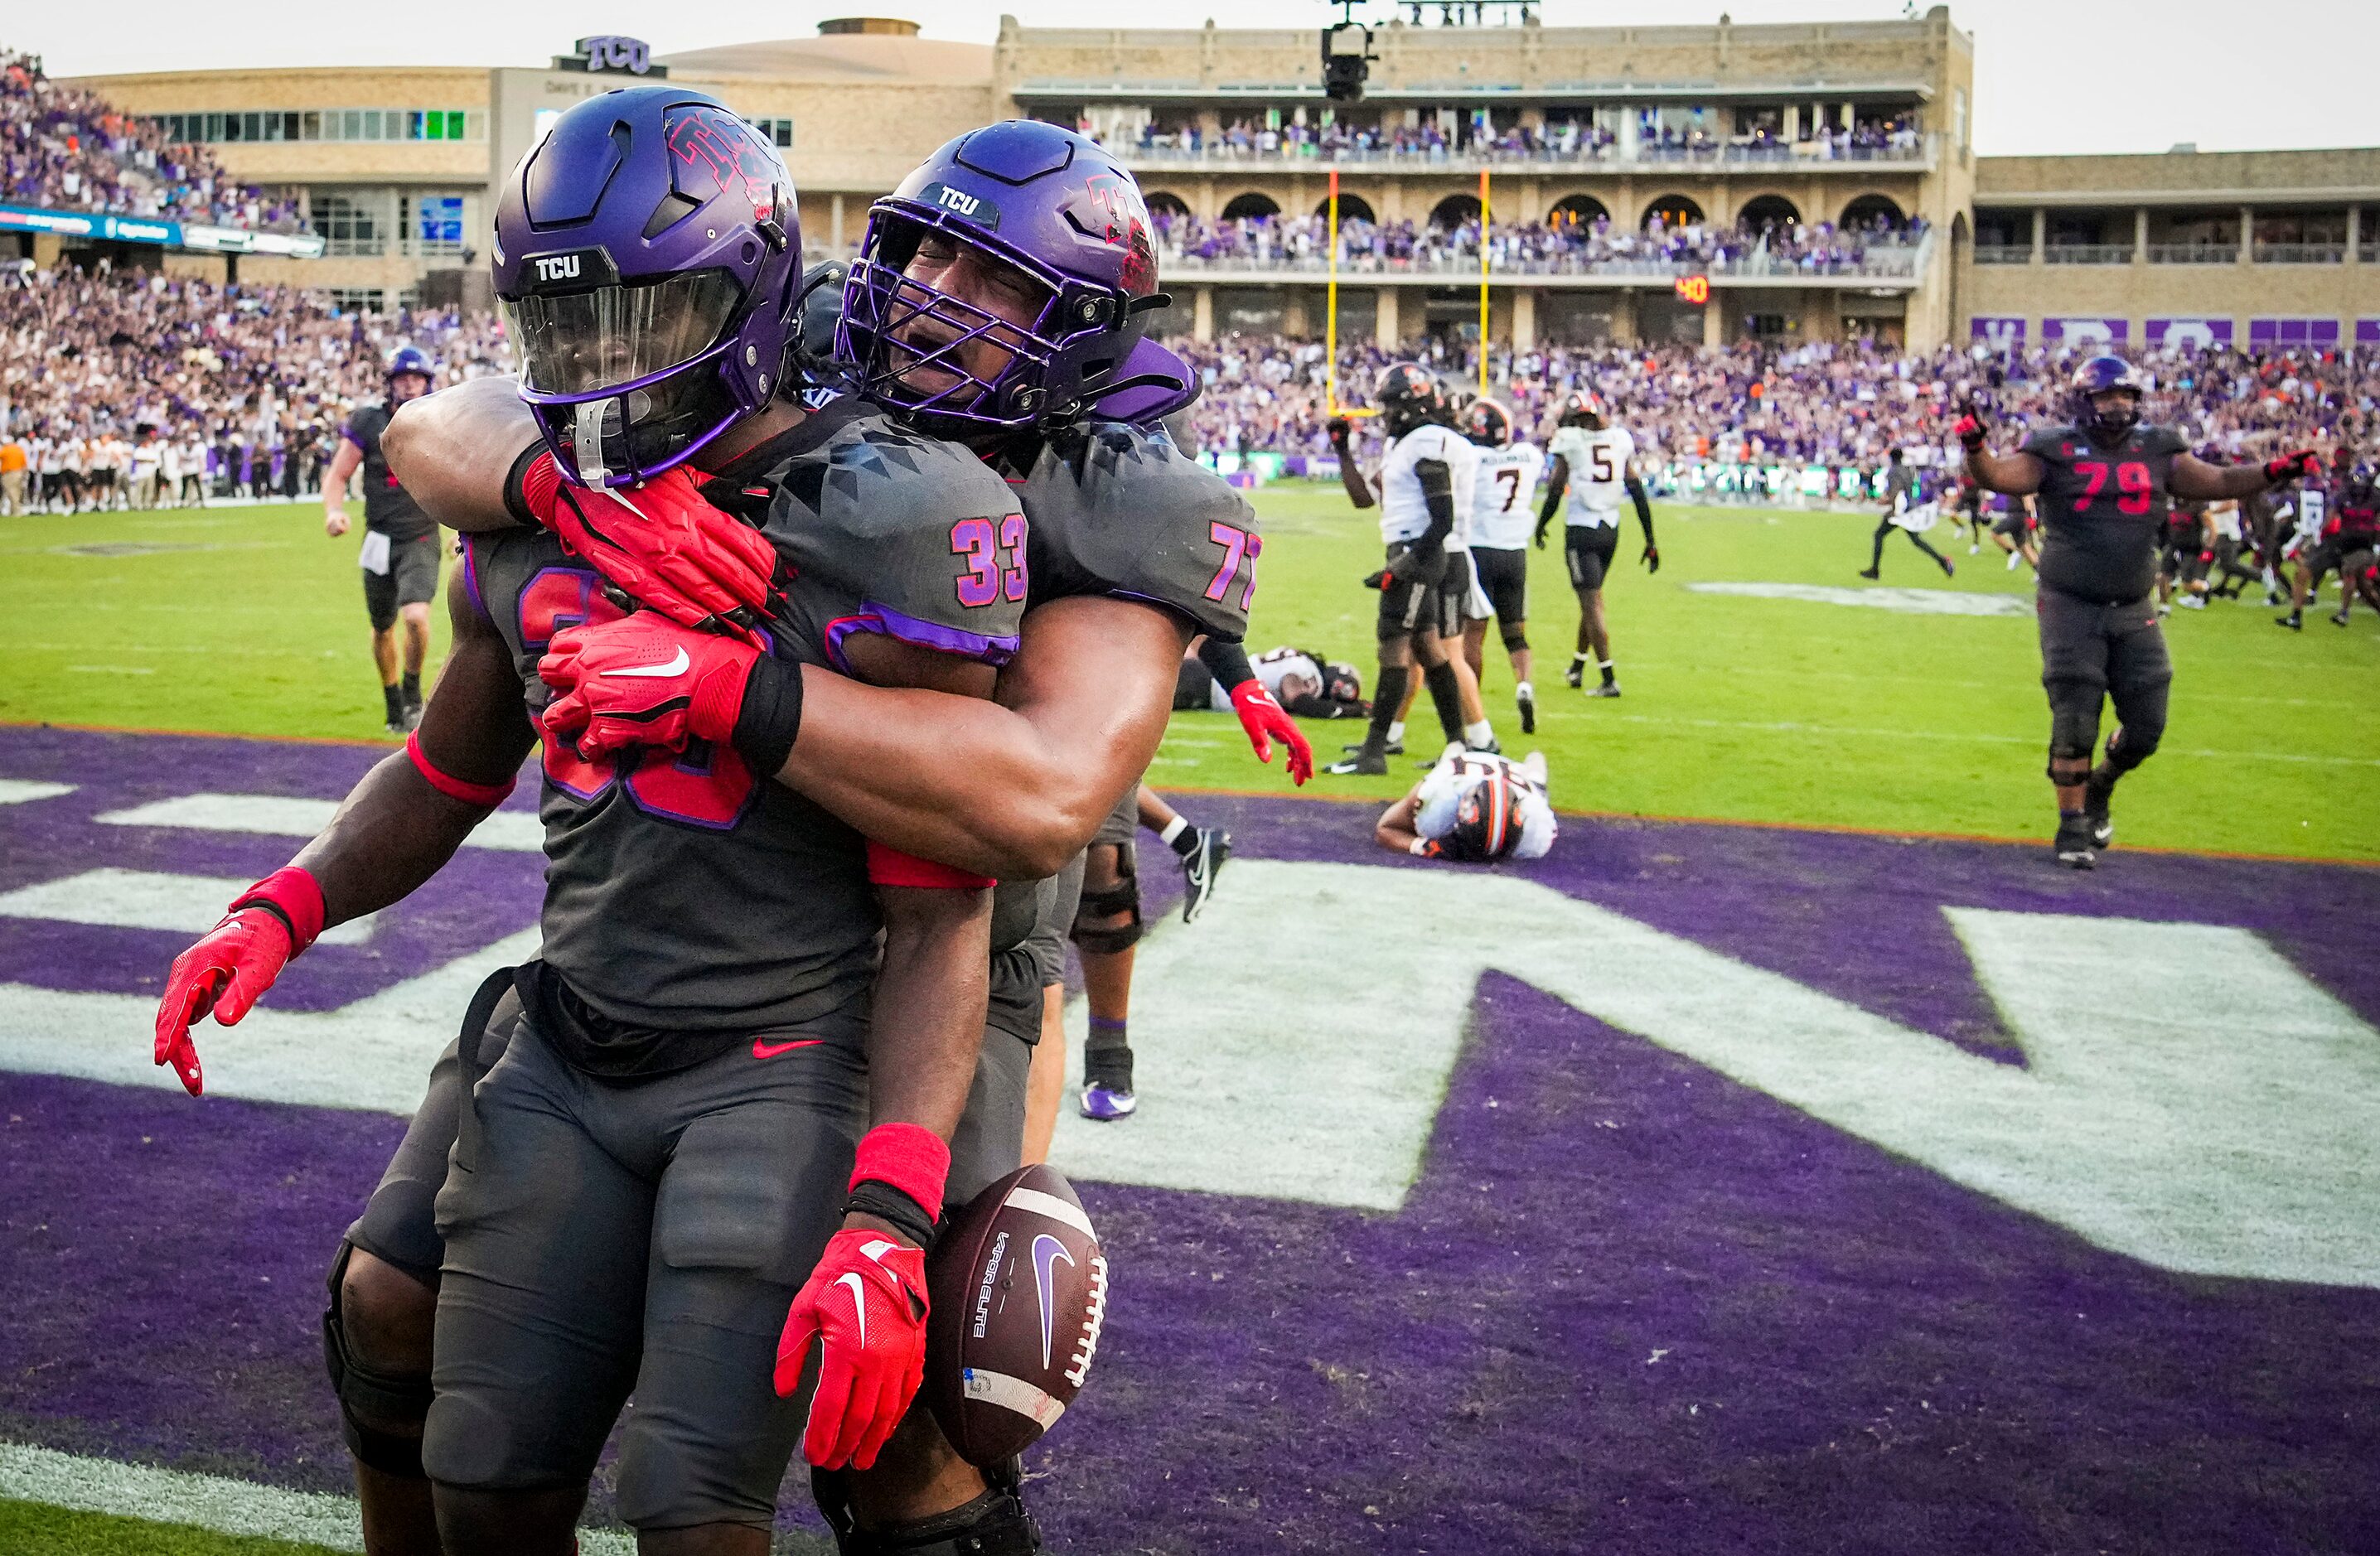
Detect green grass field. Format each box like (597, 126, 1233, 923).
(2, 486, 2374, 861)
(0, 1499, 337, 1556)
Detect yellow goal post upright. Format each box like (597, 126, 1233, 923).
(1477, 166, 1490, 401)
(1324, 165, 1375, 423)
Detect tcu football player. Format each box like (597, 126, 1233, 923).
(1961, 355, 2318, 867)
(1374, 744, 1557, 863)
(1536, 389, 1658, 697)
(380, 112, 1272, 1553)
(322, 345, 439, 732)
(1460, 396, 1546, 733)
(1325, 363, 1497, 776)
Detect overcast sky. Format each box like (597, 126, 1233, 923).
(17, 1, 2378, 159)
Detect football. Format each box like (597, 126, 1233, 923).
(925, 1164, 1109, 1467)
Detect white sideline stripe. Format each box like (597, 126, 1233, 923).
(0, 869, 377, 946)
(1001, 1185, 1096, 1239)
(0, 1441, 635, 1554)
(1687, 580, 2032, 617)
(0, 780, 75, 805)
(960, 1368, 1067, 1428)
(97, 793, 546, 853)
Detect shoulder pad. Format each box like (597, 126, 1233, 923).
(759, 410, 1028, 645)
(1022, 422, 1257, 641)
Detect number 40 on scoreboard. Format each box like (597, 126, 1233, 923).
(1674, 274, 1711, 306)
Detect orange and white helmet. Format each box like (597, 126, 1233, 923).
(1463, 396, 1515, 448)
(1557, 389, 1607, 429)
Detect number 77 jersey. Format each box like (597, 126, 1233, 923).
(2020, 420, 2190, 605)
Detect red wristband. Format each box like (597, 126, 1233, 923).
(850, 1122, 951, 1227)
(230, 866, 327, 957)
(407, 729, 516, 809)
(866, 839, 994, 891)
(516, 447, 564, 526)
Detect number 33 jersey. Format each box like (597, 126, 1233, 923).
(461, 395, 1028, 1044)
(2020, 420, 2189, 604)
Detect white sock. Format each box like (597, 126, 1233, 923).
(1157, 814, 1188, 848)
(1463, 719, 1495, 747)
(1386, 720, 1405, 745)
(1515, 680, 1534, 700)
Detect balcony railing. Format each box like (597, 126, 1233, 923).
(2145, 243, 2238, 264)
(1111, 138, 1931, 172)
(2252, 242, 2344, 264)
(1971, 244, 2033, 264)
(1157, 241, 1926, 281)
(2044, 244, 2133, 265)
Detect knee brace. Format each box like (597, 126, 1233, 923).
(322, 1240, 433, 1480)
(814, 1465, 1042, 1556)
(1069, 848, 1141, 955)
(2103, 722, 2160, 772)
(1501, 626, 1529, 655)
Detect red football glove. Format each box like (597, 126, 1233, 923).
(537, 612, 756, 761)
(776, 1227, 931, 1471)
(1230, 679, 1312, 785)
(2264, 449, 2321, 484)
(519, 454, 780, 640)
(152, 867, 323, 1097)
(1952, 405, 1988, 451)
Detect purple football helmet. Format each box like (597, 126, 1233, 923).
(491, 86, 800, 487)
(2070, 354, 2146, 441)
(837, 120, 1182, 434)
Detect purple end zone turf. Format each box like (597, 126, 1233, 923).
(2, 727, 2378, 1550)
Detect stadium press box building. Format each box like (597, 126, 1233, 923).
(52, 9, 2380, 354)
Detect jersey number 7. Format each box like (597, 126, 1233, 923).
(1204, 521, 1260, 610)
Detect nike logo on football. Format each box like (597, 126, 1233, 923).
(602, 646, 689, 679)
(1031, 1233, 1076, 1370)
(835, 1272, 868, 1347)
(752, 1037, 822, 1060)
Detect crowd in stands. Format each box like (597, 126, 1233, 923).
(1154, 208, 1928, 277)
(0, 262, 506, 511)
(2, 49, 301, 230)
(1122, 112, 1921, 164)
(1171, 331, 2373, 485)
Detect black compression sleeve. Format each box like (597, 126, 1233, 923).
(1538, 477, 1564, 531)
(730, 653, 805, 776)
(1625, 475, 1655, 542)
(500, 442, 544, 529)
(1415, 459, 1455, 553)
(1196, 635, 1255, 692)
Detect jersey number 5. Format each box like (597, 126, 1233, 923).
(518, 567, 760, 830)
(1204, 521, 1260, 611)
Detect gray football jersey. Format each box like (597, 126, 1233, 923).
(460, 397, 1028, 1049)
(1016, 421, 1258, 642)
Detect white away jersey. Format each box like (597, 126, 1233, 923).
(2291, 488, 2326, 545)
(1205, 645, 1323, 712)
(1414, 747, 1557, 862)
(1548, 424, 1637, 526)
(1377, 423, 1482, 549)
(1469, 442, 1546, 551)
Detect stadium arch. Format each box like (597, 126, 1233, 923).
(1144, 190, 1192, 221)
(1643, 194, 1704, 229)
(1736, 193, 1801, 233)
(1548, 193, 1609, 228)
(1220, 191, 1281, 222)
(1429, 192, 1482, 228)
(1315, 192, 1376, 224)
(1841, 192, 1907, 230)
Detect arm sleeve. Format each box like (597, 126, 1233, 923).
(1197, 635, 1255, 691)
(1413, 458, 1454, 554)
(1624, 474, 1654, 537)
(1024, 422, 1258, 641)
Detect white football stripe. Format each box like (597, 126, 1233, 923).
(97, 792, 545, 852)
(961, 1367, 1068, 1428)
(1002, 1185, 1096, 1239)
(0, 868, 376, 945)
(0, 1441, 634, 1554)
(0, 779, 75, 805)
(1688, 580, 2031, 616)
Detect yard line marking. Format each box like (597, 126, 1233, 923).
(97, 793, 544, 852)
(0, 868, 377, 945)
(1600, 713, 2380, 767)
(0, 1441, 636, 1555)
(1687, 581, 2032, 616)
(0, 780, 74, 805)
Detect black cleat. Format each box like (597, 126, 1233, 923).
(1179, 828, 1231, 924)
(1563, 660, 1584, 689)
(1325, 751, 1389, 776)
(2331, 611, 2353, 628)
(385, 718, 410, 737)
(2276, 611, 2302, 631)
(2053, 814, 2098, 870)
(1344, 738, 1403, 758)
(1517, 688, 1536, 735)
(2082, 774, 2116, 852)
(1587, 682, 1622, 698)
(1857, 567, 1881, 580)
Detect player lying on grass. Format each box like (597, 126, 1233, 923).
(346, 114, 1263, 1555)
(1374, 744, 1557, 863)
(1957, 355, 2318, 869)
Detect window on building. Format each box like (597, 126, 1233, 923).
(408, 195, 467, 256)
(326, 288, 386, 314)
(747, 117, 795, 149)
(151, 109, 482, 145)
(312, 192, 385, 257)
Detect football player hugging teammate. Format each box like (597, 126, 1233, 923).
(1960, 355, 2318, 868)
(1536, 389, 1659, 698)
(1325, 362, 1500, 776)
(153, 98, 1265, 1556)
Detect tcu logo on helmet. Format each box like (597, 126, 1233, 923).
(1068, 172, 1156, 296)
(533, 254, 580, 283)
(937, 186, 981, 216)
(665, 104, 778, 220)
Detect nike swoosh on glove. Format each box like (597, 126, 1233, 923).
(537, 613, 756, 761)
(1230, 679, 1313, 785)
(776, 1227, 931, 1471)
(519, 453, 781, 640)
